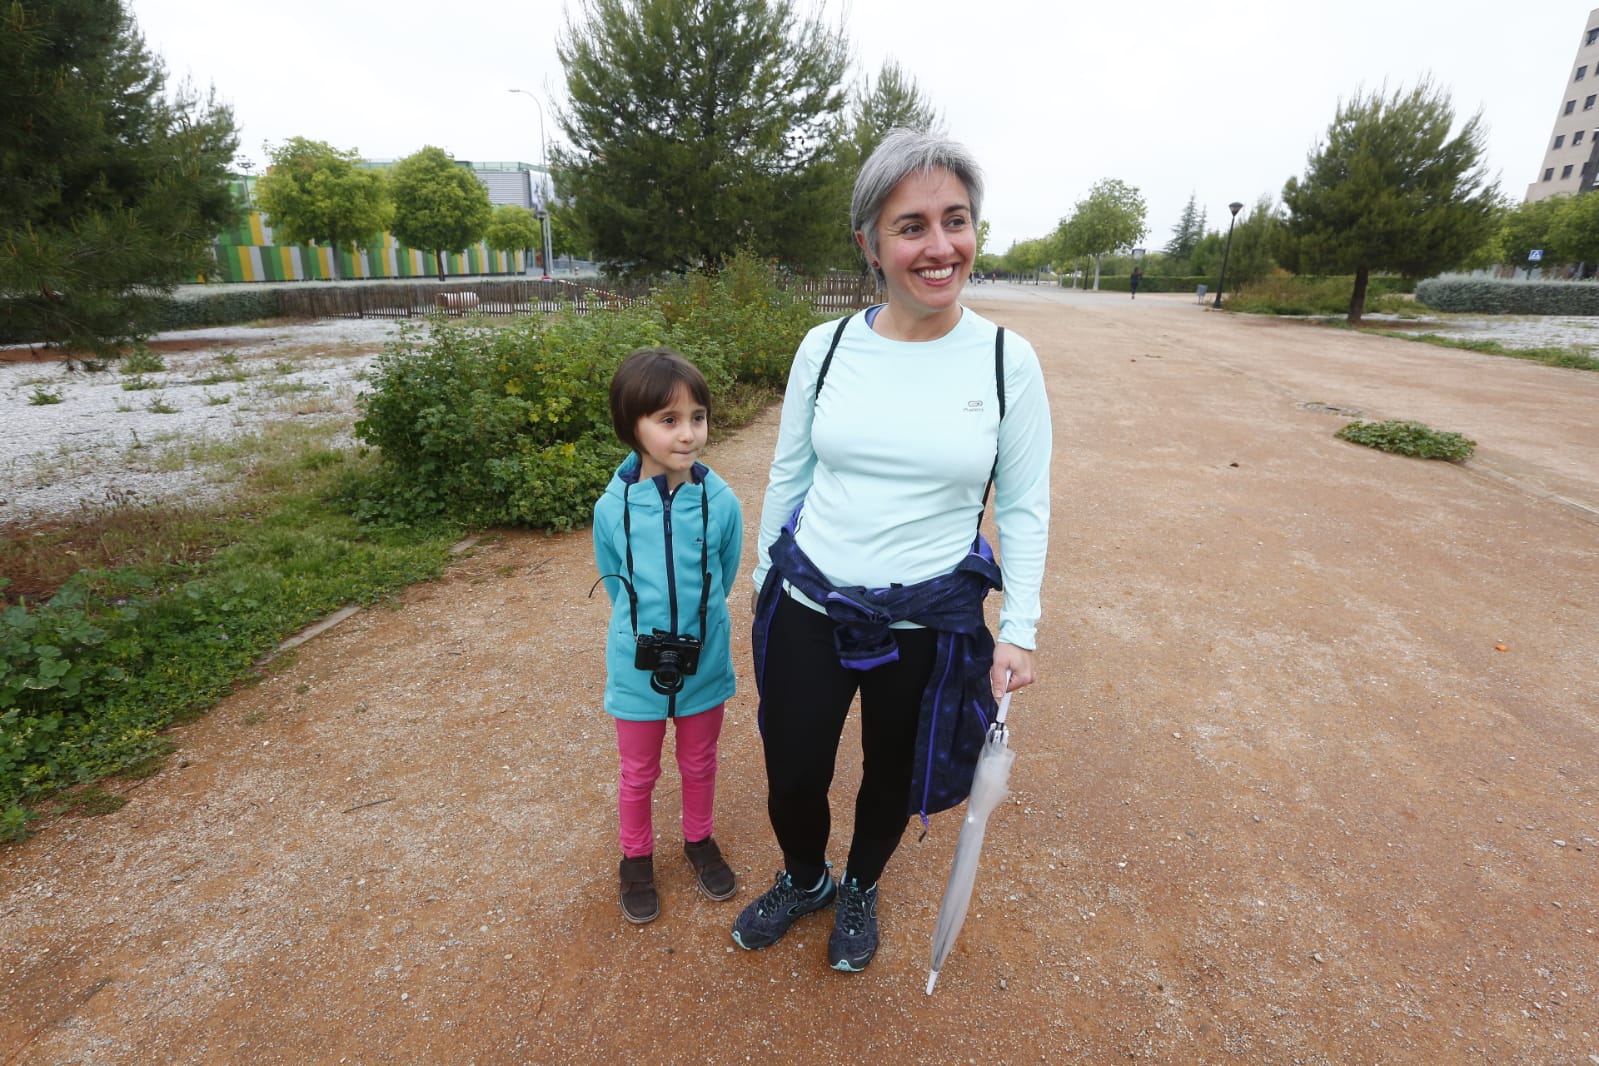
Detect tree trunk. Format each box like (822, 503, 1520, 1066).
(1092, 253, 1103, 291)
(435, 250, 446, 282)
(328, 238, 342, 282)
(1347, 266, 1370, 325)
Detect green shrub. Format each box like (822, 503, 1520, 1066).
(1227, 275, 1414, 316)
(352, 313, 662, 529)
(1335, 419, 1476, 461)
(655, 249, 822, 383)
(152, 288, 282, 329)
(1415, 275, 1599, 315)
(353, 252, 822, 531)
(1, 508, 454, 835)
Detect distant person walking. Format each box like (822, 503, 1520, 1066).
(1130, 266, 1143, 299)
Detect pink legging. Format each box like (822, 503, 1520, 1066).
(614, 704, 724, 859)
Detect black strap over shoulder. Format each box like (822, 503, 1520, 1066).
(813, 314, 852, 402)
(814, 314, 1006, 421)
(995, 327, 1006, 419)
(812, 313, 1008, 523)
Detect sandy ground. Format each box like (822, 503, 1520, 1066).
(2, 288, 1598, 1065)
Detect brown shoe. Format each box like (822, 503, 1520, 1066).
(619, 854, 659, 923)
(684, 837, 737, 901)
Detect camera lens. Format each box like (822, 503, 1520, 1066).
(650, 650, 684, 694)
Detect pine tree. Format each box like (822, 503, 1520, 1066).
(1281, 79, 1498, 323)
(554, 0, 847, 276)
(1, 0, 240, 354)
(1164, 193, 1206, 261)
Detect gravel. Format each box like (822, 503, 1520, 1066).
(0, 319, 410, 524)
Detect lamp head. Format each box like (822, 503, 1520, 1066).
(1228, 201, 1244, 217)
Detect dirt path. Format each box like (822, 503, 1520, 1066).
(3, 291, 1597, 1065)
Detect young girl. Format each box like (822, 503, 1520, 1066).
(592, 347, 743, 923)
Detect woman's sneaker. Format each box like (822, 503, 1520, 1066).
(731, 866, 836, 950)
(683, 836, 737, 900)
(618, 854, 659, 924)
(827, 878, 879, 972)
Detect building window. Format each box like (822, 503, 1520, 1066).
(1568, 100, 1578, 114)
(1587, 95, 1597, 110)
(1581, 66, 1591, 81)
(1563, 164, 1575, 178)
(1578, 130, 1589, 146)
(1556, 134, 1567, 148)
(1546, 168, 1557, 181)
(1588, 27, 1599, 45)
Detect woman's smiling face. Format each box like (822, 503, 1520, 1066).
(860, 166, 975, 333)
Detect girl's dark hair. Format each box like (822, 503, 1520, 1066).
(608, 347, 712, 454)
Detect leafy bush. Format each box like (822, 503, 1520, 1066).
(1415, 275, 1599, 315)
(1227, 275, 1415, 316)
(152, 288, 282, 329)
(354, 252, 822, 530)
(1335, 419, 1476, 461)
(655, 250, 822, 382)
(352, 313, 661, 529)
(1088, 274, 1203, 295)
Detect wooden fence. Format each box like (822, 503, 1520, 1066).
(269, 273, 880, 321)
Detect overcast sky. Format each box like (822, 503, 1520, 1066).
(128, 0, 1583, 254)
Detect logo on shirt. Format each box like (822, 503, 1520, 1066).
(963, 400, 986, 414)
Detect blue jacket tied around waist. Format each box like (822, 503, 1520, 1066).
(752, 510, 1003, 826)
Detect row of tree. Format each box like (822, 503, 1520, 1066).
(1, 0, 1575, 348)
(252, 139, 551, 282)
(990, 80, 1506, 324)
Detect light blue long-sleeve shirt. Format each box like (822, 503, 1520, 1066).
(753, 306, 1052, 649)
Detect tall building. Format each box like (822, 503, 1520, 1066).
(1528, 6, 1599, 201)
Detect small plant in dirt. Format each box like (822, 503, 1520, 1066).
(28, 387, 63, 405)
(120, 344, 167, 375)
(63, 786, 128, 817)
(1336, 419, 1476, 461)
(146, 395, 179, 414)
(121, 374, 157, 392)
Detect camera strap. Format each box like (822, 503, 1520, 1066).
(617, 475, 711, 640)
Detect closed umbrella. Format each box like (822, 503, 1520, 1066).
(926, 684, 1016, 995)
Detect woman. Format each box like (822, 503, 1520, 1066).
(732, 128, 1052, 972)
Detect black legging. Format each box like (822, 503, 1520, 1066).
(758, 593, 938, 889)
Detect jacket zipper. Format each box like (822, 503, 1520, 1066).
(661, 480, 680, 717)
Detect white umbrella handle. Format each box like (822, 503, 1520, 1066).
(994, 671, 1013, 727)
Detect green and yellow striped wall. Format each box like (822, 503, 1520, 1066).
(203, 206, 518, 283)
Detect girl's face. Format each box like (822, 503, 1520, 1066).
(634, 382, 707, 489)
(858, 166, 975, 334)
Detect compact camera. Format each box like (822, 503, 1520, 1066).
(635, 630, 703, 695)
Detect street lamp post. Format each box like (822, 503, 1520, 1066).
(507, 88, 555, 280)
(1212, 201, 1244, 310)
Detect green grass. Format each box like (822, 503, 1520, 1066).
(28, 387, 64, 405)
(1366, 331, 1599, 372)
(1, 422, 464, 841)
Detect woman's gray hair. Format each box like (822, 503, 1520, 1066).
(851, 128, 984, 284)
